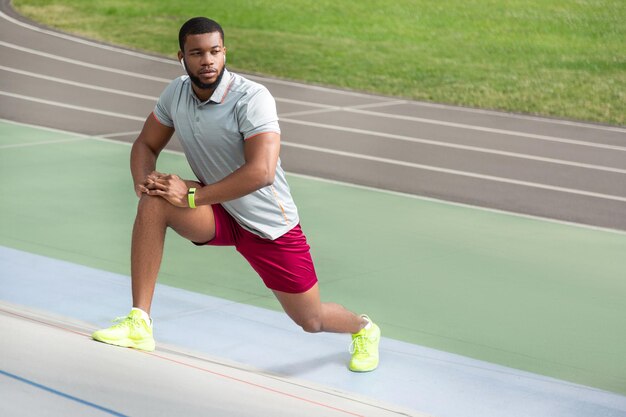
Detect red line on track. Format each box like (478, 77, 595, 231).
(0, 307, 364, 417)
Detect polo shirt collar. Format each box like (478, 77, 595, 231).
(209, 69, 232, 104)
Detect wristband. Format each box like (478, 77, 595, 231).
(187, 188, 197, 208)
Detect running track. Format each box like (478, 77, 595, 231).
(1, 2, 626, 417)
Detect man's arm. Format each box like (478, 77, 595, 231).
(145, 132, 280, 207)
(131, 113, 175, 197)
(196, 132, 280, 204)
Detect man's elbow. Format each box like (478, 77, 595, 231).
(253, 164, 275, 188)
(247, 161, 276, 189)
(260, 169, 275, 187)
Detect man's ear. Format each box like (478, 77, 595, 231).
(178, 51, 185, 71)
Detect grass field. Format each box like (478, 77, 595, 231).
(13, 0, 625, 125)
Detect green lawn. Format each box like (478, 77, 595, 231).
(13, 0, 625, 125)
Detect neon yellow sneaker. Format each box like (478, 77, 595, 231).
(349, 315, 380, 372)
(92, 310, 155, 351)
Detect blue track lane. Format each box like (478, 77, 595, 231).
(2, 246, 625, 417)
(1, 369, 130, 417)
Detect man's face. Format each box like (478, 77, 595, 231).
(179, 32, 226, 93)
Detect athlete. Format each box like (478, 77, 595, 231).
(92, 17, 380, 372)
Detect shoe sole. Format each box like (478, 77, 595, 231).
(92, 335, 155, 352)
(348, 364, 379, 372)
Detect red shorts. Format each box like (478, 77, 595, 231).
(195, 204, 318, 293)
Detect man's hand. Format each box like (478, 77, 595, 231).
(134, 170, 162, 197)
(139, 171, 190, 208)
(134, 181, 149, 197)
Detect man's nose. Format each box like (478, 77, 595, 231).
(200, 52, 215, 66)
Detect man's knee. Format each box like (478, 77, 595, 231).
(136, 194, 171, 222)
(137, 194, 167, 213)
(297, 315, 323, 333)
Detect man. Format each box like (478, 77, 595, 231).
(92, 17, 380, 372)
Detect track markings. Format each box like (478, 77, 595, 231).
(0, 369, 130, 417)
(282, 141, 626, 203)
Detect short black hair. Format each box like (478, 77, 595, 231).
(178, 17, 224, 52)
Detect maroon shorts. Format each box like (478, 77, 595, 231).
(195, 204, 318, 293)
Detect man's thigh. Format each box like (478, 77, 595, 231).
(167, 203, 216, 243)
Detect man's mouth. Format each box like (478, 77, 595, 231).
(199, 68, 217, 77)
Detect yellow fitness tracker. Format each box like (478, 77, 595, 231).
(187, 187, 197, 208)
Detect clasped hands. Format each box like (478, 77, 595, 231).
(135, 171, 189, 208)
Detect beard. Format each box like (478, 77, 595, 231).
(186, 64, 226, 91)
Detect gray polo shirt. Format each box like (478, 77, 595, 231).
(153, 69, 299, 240)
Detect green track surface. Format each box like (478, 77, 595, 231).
(1, 120, 625, 395)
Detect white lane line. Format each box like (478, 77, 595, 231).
(272, 93, 626, 148)
(1, 89, 623, 174)
(239, 73, 394, 101)
(0, 66, 342, 115)
(290, 172, 626, 236)
(0, 41, 171, 83)
(281, 141, 626, 203)
(2, 10, 622, 134)
(280, 115, 625, 154)
(280, 108, 337, 118)
(343, 107, 626, 148)
(349, 100, 409, 110)
(0, 137, 85, 149)
(275, 97, 338, 109)
(0, 91, 145, 121)
(0, 65, 159, 100)
(0, 10, 177, 65)
(99, 131, 141, 138)
(3, 117, 626, 235)
(281, 118, 626, 173)
(403, 100, 626, 133)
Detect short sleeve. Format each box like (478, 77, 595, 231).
(153, 78, 181, 127)
(236, 87, 280, 140)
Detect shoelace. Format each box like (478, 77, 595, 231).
(349, 334, 369, 355)
(110, 316, 138, 328)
